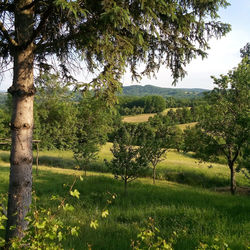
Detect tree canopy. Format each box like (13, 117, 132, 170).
(1, 0, 230, 88)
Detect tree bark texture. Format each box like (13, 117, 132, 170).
(6, 0, 35, 242)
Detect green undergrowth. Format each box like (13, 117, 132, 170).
(0, 160, 249, 249)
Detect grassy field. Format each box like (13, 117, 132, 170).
(176, 122, 197, 131)
(122, 107, 191, 123)
(122, 113, 155, 123)
(97, 143, 249, 189)
(0, 147, 249, 249)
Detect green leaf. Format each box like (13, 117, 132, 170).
(101, 210, 109, 218)
(90, 220, 99, 229)
(71, 226, 79, 236)
(35, 221, 46, 229)
(0, 215, 7, 220)
(70, 189, 80, 199)
(58, 231, 63, 242)
(63, 203, 75, 212)
(0, 237, 5, 247)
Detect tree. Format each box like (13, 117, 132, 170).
(240, 42, 250, 59)
(34, 72, 77, 149)
(108, 125, 149, 193)
(169, 126, 183, 152)
(142, 124, 170, 184)
(0, 0, 230, 241)
(73, 91, 114, 176)
(198, 56, 250, 195)
(144, 95, 166, 113)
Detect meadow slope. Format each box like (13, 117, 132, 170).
(0, 148, 249, 249)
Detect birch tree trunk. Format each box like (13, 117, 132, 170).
(5, 0, 35, 242)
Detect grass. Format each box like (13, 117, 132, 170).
(176, 122, 197, 131)
(0, 147, 249, 249)
(97, 143, 249, 189)
(122, 107, 191, 123)
(122, 113, 155, 123)
(1, 141, 248, 189)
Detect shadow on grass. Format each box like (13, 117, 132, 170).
(158, 169, 230, 188)
(32, 172, 250, 250)
(37, 155, 75, 169)
(1, 165, 249, 250)
(33, 172, 250, 220)
(180, 151, 227, 165)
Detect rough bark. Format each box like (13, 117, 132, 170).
(5, 0, 34, 242)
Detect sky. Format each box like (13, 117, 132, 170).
(124, 0, 250, 90)
(1, 0, 249, 91)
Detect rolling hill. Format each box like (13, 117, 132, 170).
(122, 85, 209, 99)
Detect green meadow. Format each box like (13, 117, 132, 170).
(0, 145, 249, 249)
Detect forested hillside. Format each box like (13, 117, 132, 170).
(122, 85, 209, 98)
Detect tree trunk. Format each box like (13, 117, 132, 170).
(229, 163, 236, 195)
(5, 0, 35, 242)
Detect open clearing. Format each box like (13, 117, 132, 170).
(0, 146, 249, 249)
(122, 108, 181, 123)
(122, 108, 197, 131)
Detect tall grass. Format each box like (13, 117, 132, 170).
(0, 150, 249, 249)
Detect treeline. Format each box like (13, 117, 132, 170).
(117, 95, 208, 115)
(117, 95, 166, 115)
(0, 75, 206, 150)
(0, 73, 120, 151)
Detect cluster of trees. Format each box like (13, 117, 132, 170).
(0, 74, 118, 152)
(107, 121, 180, 192)
(149, 106, 203, 125)
(118, 95, 208, 115)
(118, 95, 166, 115)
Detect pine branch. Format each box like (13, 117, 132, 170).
(0, 21, 18, 47)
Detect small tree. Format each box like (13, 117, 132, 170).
(141, 124, 172, 184)
(73, 92, 113, 175)
(108, 126, 149, 193)
(198, 55, 250, 195)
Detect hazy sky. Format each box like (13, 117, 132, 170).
(1, 0, 249, 91)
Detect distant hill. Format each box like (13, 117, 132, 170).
(122, 85, 209, 99)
